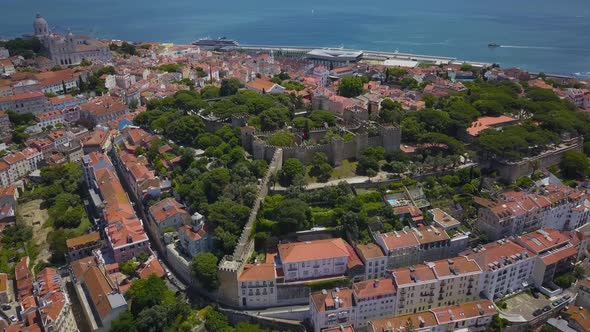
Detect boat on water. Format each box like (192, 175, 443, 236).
(192, 37, 240, 49)
(488, 43, 501, 48)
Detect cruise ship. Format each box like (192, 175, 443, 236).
(192, 37, 240, 49)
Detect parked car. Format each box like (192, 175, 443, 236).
(533, 309, 543, 316)
(543, 305, 551, 312)
(564, 295, 571, 301)
(1, 304, 10, 310)
(9, 315, 17, 322)
(552, 300, 561, 307)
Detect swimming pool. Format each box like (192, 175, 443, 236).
(387, 199, 398, 205)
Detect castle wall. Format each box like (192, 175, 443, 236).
(493, 137, 582, 181)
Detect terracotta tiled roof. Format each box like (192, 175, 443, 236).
(149, 198, 190, 224)
(356, 243, 385, 260)
(137, 256, 166, 279)
(431, 256, 482, 278)
(278, 238, 350, 264)
(393, 264, 437, 286)
(0, 91, 44, 103)
(106, 218, 148, 249)
(239, 263, 276, 281)
(430, 299, 496, 324)
(541, 246, 578, 266)
(463, 240, 534, 272)
(564, 306, 590, 332)
(377, 229, 420, 252)
(466, 115, 518, 136)
(79, 265, 117, 320)
(0, 273, 8, 292)
(246, 78, 278, 92)
(369, 311, 437, 331)
(310, 288, 354, 312)
(353, 278, 396, 299)
(66, 231, 100, 249)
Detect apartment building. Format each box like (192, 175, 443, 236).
(149, 198, 192, 233)
(355, 243, 388, 280)
(514, 229, 583, 290)
(391, 256, 483, 316)
(310, 288, 357, 332)
(115, 150, 162, 202)
(0, 91, 49, 114)
(278, 238, 360, 282)
(80, 95, 129, 125)
(66, 231, 102, 262)
(475, 184, 590, 240)
(367, 299, 497, 332)
(462, 239, 536, 299)
(353, 278, 397, 329)
(238, 263, 277, 308)
(70, 256, 127, 332)
(374, 226, 468, 269)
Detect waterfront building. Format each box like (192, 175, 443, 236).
(33, 14, 112, 66)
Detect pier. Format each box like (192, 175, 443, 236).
(236, 44, 491, 67)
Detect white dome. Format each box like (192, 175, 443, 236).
(33, 13, 49, 36)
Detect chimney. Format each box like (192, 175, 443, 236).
(373, 279, 380, 288)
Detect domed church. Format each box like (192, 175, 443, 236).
(33, 13, 112, 66)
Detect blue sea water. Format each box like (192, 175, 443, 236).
(2, 0, 590, 76)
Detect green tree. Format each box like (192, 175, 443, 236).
(309, 110, 336, 127)
(560, 151, 590, 179)
(259, 107, 290, 131)
(126, 275, 175, 315)
(201, 85, 220, 99)
(338, 76, 365, 97)
(191, 253, 219, 289)
(220, 78, 244, 96)
(110, 311, 138, 332)
(309, 152, 333, 182)
(278, 158, 305, 186)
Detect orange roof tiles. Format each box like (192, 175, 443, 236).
(310, 288, 354, 312)
(80, 96, 127, 116)
(518, 229, 580, 254)
(138, 256, 166, 279)
(239, 263, 276, 281)
(541, 246, 578, 266)
(393, 264, 437, 285)
(369, 311, 438, 331)
(356, 243, 385, 260)
(246, 78, 279, 92)
(430, 299, 496, 324)
(353, 278, 396, 299)
(66, 231, 100, 249)
(564, 306, 590, 332)
(178, 224, 207, 241)
(106, 218, 148, 249)
(463, 240, 534, 272)
(377, 229, 420, 252)
(149, 198, 189, 224)
(431, 256, 481, 278)
(0, 273, 8, 292)
(466, 115, 518, 136)
(0, 91, 45, 103)
(278, 238, 350, 264)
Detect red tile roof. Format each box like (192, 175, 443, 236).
(466, 115, 518, 136)
(278, 238, 350, 264)
(239, 263, 276, 281)
(138, 256, 166, 279)
(353, 278, 396, 299)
